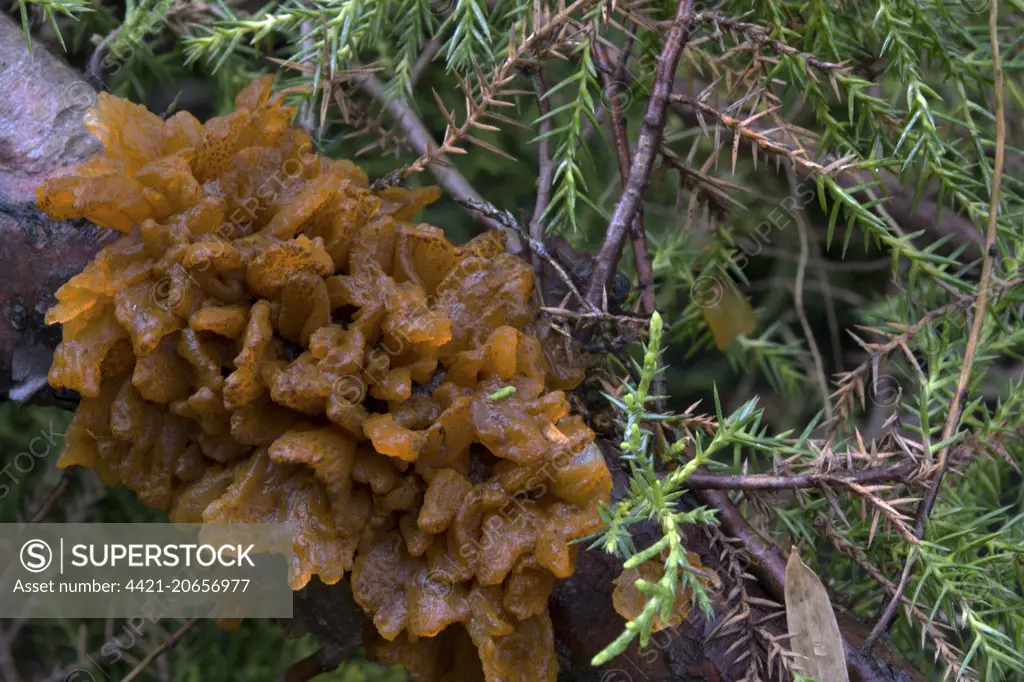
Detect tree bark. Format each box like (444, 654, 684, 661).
(0, 15, 111, 403)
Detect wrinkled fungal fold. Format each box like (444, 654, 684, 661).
(36, 77, 614, 682)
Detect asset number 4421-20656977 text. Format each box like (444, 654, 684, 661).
(124, 578, 250, 593)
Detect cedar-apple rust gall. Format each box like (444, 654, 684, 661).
(32, 77, 609, 678)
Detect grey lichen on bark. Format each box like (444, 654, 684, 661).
(0, 14, 113, 402)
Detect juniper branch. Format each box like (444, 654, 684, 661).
(864, 0, 1010, 654)
(594, 39, 656, 315)
(585, 0, 696, 308)
(528, 69, 553, 275)
(698, 488, 907, 682)
(685, 462, 915, 490)
(375, 0, 598, 189)
(353, 71, 517, 247)
(912, 0, 1008, 537)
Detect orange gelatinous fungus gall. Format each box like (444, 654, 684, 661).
(35, 76, 613, 682)
(611, 552, 720, 633)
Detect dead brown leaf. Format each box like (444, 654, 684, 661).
(784, 547, 849, 682)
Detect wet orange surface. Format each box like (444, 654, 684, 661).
(36, 77, 613, 682)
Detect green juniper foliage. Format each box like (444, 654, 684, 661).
(16, 0, 90, 51)
(9, 0, 1024, 679)
(592, 312, 756, 664)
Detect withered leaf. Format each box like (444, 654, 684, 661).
(784, 547, 849, 682)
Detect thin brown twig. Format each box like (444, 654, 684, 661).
(827, 294, 978, 429)
(670, 93, 856, 178)
(697, 488, 911, 682)
(539, 306, 649, 325)
(121, 618, 198, 682)
(685, 462, 914, 490)
(816, 517, 905, 600)
(863, 552, 918, 652)
(352, 71, 518, 249)
(588, 41, 745, 219)
(376, 0, 597, 188)
(296, 18, 319, 134)
(692, 12, 849, 75)
(668, 72, 984, 263)
(657, 143, 745, 215)
(605, 23, 636, 86)
(529, 69, 554, 275)
(839, 480, 919, 545)
(816, 517, 967, 678)
(29, 468, 73, 523)
(585, 0, 697, 308)
(410, 32, 446, 86)
(454, 197, 600, 315)
(594, 40, 656, 315)
(787, 167, 833, 421)
(85, 30, 119, 87)
(527, 0, 554, 262)
(912, 0, 1006, 537)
